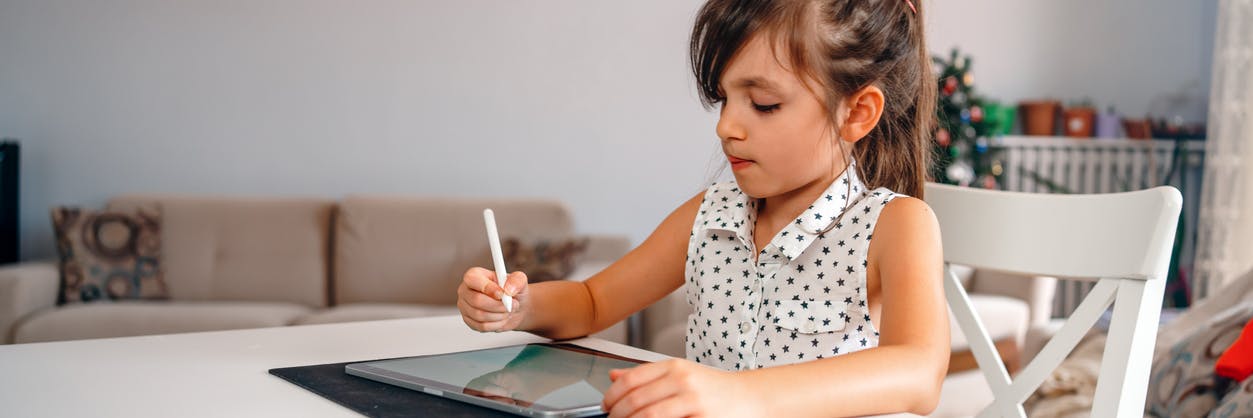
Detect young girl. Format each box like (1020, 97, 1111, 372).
(457, 0, 949, 416)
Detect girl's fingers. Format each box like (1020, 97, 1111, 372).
(621, 394, 696, 418)
(469, 289, 511, 313)
(458, 299, 509, 323)
(605, 374, 682, 418)
(601, 363, 670, 412)
(463, 267, 505, 297)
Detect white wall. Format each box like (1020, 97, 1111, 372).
(927, 0, 1217, 122)
(0, 0, 1217, 261)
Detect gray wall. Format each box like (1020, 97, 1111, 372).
(0, 0, 1217, 261)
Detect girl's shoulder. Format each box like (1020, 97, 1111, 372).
(867, 190, 938, 242)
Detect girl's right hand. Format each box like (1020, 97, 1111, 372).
(457, 267, 530, 333)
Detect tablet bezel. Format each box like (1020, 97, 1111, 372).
(344, 343, 647, 417)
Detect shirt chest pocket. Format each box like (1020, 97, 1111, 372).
(771, 299, 848, 334)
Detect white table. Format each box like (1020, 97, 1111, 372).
(0, 316, 918, 417)
(0, 316, 669, 417)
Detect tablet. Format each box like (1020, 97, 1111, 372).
(345, 343, 647, 417)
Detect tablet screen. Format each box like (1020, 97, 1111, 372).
(346, 343, 646, 413)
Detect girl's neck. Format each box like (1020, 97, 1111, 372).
(754, 164, 851, 240)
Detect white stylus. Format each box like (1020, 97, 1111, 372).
(483, 209, 513, 313)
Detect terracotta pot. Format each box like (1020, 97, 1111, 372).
(1063, 107, 1096, 138)
(1122, 118, 1152, 139)
(1020, 100, 1060, 136)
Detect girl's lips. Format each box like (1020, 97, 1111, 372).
(727, 155, 754, 171)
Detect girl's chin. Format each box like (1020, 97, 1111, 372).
(730, 176, 771, 199)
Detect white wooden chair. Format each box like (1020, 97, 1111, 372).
(924, 183, 1182, 418)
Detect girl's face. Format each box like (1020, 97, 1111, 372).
(716, 34, 846, 200)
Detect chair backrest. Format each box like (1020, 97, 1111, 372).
(924, 183, 1182, 418)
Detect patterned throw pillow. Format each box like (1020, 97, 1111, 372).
(51, 207, 167, 304)
(1212, 376, 1253, 418)
(500, 237, 589, 283)
(1147, 302, 1253, 418)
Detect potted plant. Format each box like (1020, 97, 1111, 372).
(1062, 99, 1097, 138)
(1019, 100, 1060, 136)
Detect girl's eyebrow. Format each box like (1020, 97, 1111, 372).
(726, 76, 783, 93)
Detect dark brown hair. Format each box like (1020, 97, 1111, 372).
(690, 0, 935, 198)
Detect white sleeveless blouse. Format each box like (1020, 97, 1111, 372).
(684, 166, 902, 370)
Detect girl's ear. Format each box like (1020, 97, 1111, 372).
(838, 85, 885, 144)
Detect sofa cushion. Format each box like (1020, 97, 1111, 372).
(1213, 376, 1253, 418)
(950, 294, 1031, 351)
(1146, 301, 1253, 418)
(50, 206, 166, 304)
(292, 303, 461, 326)
(107, 196, 334, 307)
(13, 301, 312, 344)
(333, 197, 574, 305)
(502, 237, 589, 282)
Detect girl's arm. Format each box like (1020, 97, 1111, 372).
(515, 192, 703, 340)
(601, 196, 949, 418)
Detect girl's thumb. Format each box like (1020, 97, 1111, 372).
(504, 271, 528, 296)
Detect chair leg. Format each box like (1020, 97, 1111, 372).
(1091, 278, 1166, 418)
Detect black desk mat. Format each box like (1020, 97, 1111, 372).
(268, 344, 628, 417)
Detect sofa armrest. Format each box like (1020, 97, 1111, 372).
(0, 261, 60, 344)
(969, 270, 1057, 328)
(581, 234, 632, 264)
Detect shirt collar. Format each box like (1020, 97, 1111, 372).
(705, 164, 868, 262)
(705, 185, 757, 243)
(768, 165, 867, 261)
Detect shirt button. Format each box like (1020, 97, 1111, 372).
(739, 322, 751, 333)
(802, 321, 817, 333)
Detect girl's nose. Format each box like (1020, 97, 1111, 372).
(715, 104, 745, 142)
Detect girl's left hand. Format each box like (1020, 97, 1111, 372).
(601, 359, 761, 418)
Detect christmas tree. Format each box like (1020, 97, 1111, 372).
(932, 48, 1005, 189)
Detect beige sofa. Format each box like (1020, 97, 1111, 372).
(0, 195, 631, 345)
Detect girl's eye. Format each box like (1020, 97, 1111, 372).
(753, 102, 781, 114)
